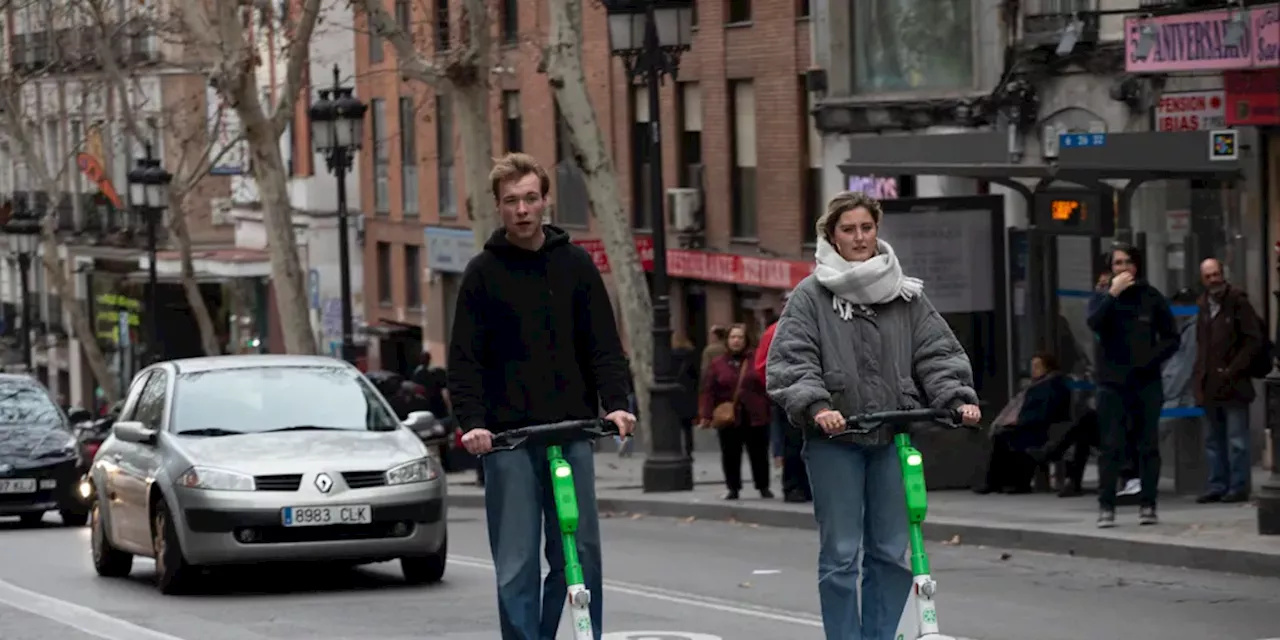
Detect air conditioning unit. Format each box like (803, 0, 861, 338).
(210, 197, 232, 226)
(667, 187, 701, 233)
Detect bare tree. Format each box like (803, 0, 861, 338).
(168, 0, 324, 354)
(350, 0, 497, 246)
(543, 0, 655, 441)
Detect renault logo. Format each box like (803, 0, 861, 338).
(314, 473, 333, 493)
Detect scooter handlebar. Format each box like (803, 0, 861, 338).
(480, 419, 621, 455)
(825, 407, 971, 439)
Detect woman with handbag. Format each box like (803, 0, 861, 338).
(698, 323, 773, 500)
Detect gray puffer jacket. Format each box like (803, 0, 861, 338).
(765, 274, 979, 447)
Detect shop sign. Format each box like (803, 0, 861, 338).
(1155, 90, 1226, 131)
(1124, 5, 1280, 73)
(1224, 68, 1280, 125)
(423, 226, 477, 274)
(575, 237, 812, 290)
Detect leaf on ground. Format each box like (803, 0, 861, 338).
(999, 552, 1012, 561)
(629, 513, 643, 520)
(942, 534, 961, 546)
(681, 516, 696, 523)
(738, 582, 752, 589)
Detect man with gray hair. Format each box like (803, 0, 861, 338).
(1192, 258, 1264, 504)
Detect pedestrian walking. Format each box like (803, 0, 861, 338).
(1193, 258, 1265, 504)
(756, 310, 811, 503)
(447, 152, 636, 640)
(698, 323, 773, 500)
(1087, 243, 1180, 527)
(766, 190, 980, 640)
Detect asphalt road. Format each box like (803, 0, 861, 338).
(0, 508, 1277, 640)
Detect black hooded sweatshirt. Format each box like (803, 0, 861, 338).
(447, 225, 631, 434)
(1087, 280, 1180, 387)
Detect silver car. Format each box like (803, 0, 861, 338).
(88, 355, 449, 594)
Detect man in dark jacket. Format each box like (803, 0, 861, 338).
(448, 152, 635, 640)
(1087, 243, 1179, 528)
(1193, 258, 1263, 503)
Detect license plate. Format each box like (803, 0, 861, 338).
(281, 505, 372, 527)
(0, 479, 37, 494)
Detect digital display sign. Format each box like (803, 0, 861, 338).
(1033, 191, 1113, 236)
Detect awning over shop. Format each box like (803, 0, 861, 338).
(139, 249, 271, 279)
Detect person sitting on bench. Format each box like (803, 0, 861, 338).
(976, 352, 1072, 494)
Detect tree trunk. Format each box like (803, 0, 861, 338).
(544, 0, 655, 443)
(168, 191, 221, 356)
(455, 85, 497, 247)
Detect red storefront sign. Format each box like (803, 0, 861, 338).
(574, 237, 812, 290)
(1225, 68, 1280, 125)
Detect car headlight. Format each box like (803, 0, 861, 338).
(385, 458, 438, 485)
(178, 466, 256, 491)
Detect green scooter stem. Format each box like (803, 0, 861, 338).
(547, 445, 594, 638)
(894, 432, 947, 639)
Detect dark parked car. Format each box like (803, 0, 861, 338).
(0, 374, 90, 526)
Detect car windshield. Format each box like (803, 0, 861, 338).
(0, 378, 62, 426)
(172, 366, 400, 435)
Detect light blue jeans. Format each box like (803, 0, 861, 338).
(1203, 405, 1251, 496)
(804, 437, 913, 640)
(482, 439, 603, 640)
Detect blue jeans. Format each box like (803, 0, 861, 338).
(803, 438, 912, 640)
(482, 439, 603, 640)
(1204, 405, 1251, 496)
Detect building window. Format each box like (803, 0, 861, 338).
(803, 81, 820, 244)
(395, 0, 412, 43)
(554, 103, 589, 227)
(503, 91, 522, 153)
(404, 244, 422, 308)
(798, 0, 810, 18)
(436, 92, 456, 218)
(677, 82, 703, 191)
(730, 80, 757, 239)
(631, 85, 652, 230)
(501, 0, 518, 44)
(727, 0, 751, 23)
(376, 242, 392, 305)
(400, 97, 418, 217)
(434, 0, 449, 51)
(368, 13, 384, 64)
(371, 98, 389, 214)
(854, 0, 972, 93)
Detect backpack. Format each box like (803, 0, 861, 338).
(1236, 298, 1275, 379)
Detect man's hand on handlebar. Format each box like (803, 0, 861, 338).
(461, 429, 494, 455)
(814, 409, 845, 435)
(604, 410, 637, 438)
(957, 404, 981, 426)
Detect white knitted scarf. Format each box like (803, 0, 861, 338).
(813, 238, 924, 321)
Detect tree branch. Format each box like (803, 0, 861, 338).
(269, 0, 324, 137)
(350, 0, 448, 87)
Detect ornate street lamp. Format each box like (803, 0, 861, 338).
(309, 64, 367, 364)
(604, 0, 695, 493)
(4, 206, 41, 370)
(126, 143, 172, 364)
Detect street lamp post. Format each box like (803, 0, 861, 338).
(309, 64, 367, 364)
(1259, 249, 1280, 535)
(126, 143, 172, 365)
(4, 207, 41, 370)
(605, 0, 695, 493)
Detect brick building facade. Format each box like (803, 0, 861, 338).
(356, 0, 820, 370)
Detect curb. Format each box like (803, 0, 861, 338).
(447, 492, 1280, 579)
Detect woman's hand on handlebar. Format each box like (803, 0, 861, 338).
(814, 409, 845, 434)
(604, 410, 637, 438)
(461, 428, 494, 455)
(958, 404, 981, 426)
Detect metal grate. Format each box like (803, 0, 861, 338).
(341, 471, 387, 489)
(254, 474, 302, 491)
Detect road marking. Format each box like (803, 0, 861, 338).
(0, 577, 189, 640)
(450, 555, 823, 628)
(602, 633, 724, 640)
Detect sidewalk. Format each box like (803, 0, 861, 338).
(446, 451, 1280, 578)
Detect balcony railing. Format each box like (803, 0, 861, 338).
(1022, 0, 1102, 49)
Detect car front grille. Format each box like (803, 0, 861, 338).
(254, 474, 302, 491)
(341, 471, 386, 489)
(234, 521, 415, 544)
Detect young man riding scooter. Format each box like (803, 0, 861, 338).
(447, 152, 636, 640)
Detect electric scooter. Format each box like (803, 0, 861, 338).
(826, 407, 974, 640)
(485, 418, 621, 640)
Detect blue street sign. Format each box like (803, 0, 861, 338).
(307, 269, 320, 309)
(1059, 132, 1106, 149)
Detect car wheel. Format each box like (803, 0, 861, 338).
(18, 512, 44, 526)
(60, 508, 89, 527)
(151, 499, 196, 595)
(400, 534, 447, 585)
(90, 501, 133, 578)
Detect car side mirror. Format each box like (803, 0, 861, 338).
(405, 411, 449, 445)
(67, 407, 92, 423)
(113, 420, 157, 445)
(404, 411, 435, 430)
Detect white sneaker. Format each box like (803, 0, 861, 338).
(1117, 478, 1141, 496)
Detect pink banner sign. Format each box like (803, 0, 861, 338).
(1126, 9, 1255, 72)
(1255, 4, 1280, 68)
